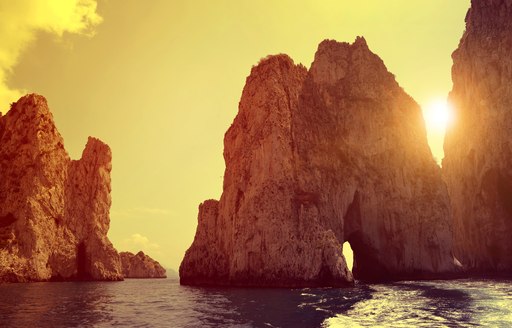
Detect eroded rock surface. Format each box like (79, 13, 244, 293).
(443, 0, 512, 273)
(120, 251, 166, 278)
(0, 94, 123, 282)
(181, 38, 459, 287)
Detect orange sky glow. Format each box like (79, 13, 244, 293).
(1, 0, 470, 270)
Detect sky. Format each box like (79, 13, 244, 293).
(1, 0, 470, 271)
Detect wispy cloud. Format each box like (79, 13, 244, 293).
(110, 207, 173, 219)
(119, 233, 164, 259)
(123, 233, 160, 251)
(0, 0, 102, 108)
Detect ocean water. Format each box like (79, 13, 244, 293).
(0, 278, 511, 327)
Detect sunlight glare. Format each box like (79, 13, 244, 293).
(422, 99, 454, 165)
(423, 99, 454, 133)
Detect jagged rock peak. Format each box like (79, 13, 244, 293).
(5, 94, 52, 139)
(246, 54, 307, 94)
(317, 36, 368, 51)
(73, 136, 110, 170)
(465, 0, 512, 30)
(310, 37, 400, 98)
(2, 94, 67, 156)
(9, 93, 50, 115)
(82, 137, 112, 163)
(0, 93, 123, 282)
(255, 54, 298, 70)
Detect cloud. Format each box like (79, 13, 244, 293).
(120, 233, 162, 255)
(114, 233, 168, 267)
(0, 0, 102, 109)
(110, 207, 173, 219)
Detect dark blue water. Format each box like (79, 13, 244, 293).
(0, 279, 511, 327)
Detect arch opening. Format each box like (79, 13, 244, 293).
(342, 241, 354, 273)
(342, 190, 390, 281)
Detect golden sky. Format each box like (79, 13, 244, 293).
(2, 0, 469, 270)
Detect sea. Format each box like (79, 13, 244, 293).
(0, 278, 511, 327)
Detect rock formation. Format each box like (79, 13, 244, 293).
(443, 0, 512, 274)
(181, 38, 460, 287)
(120, 251, 166, 278)
(0, 94, 123, 282)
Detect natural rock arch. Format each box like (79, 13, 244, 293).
(180, 38, 460, 287)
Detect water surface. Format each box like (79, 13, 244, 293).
(1, 278, 511, 327)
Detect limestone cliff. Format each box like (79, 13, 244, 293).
(181, 38, 459, 287)
(0, 94, 123, 282)
(443, 0, 512, 273)
(120, 251, 166, 278)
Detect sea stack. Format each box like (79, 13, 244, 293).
(0, 94, 123, 282)
(443, 0, 512, 274)
(120, 251, 167, 278)
(180, 38, 460, 287)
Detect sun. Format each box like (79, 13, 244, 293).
(423, 99, 454, 133)
(422, 99, 454, 164)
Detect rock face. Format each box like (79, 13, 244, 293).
(181, 38, 459, 287)
(443, 0, 512, 274)
(0, 94, 123, 282)
(120, 251, 166, 278)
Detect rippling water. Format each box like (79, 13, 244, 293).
(0, 278, 511, 327)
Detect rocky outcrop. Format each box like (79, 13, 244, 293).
(0, 94, 123, 282)
(443, 0, 512, 274)
(180, 38, 460, 287)
(120, 251, 166, 278)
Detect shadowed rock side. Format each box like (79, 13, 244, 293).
(443, 0, 512, 274)
(181, 38, 460, 287)
(120, 251, 166, 278)
(293, 38, 459, 282)
(0, 94, 123, 282)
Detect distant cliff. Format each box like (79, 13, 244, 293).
(120, 251, 166, 278)
(443, 0, 512, 274)
(0, 94, 122, 282)
(180, 38, 460, 287)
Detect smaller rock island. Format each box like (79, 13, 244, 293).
(120, 251, 167, 279)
